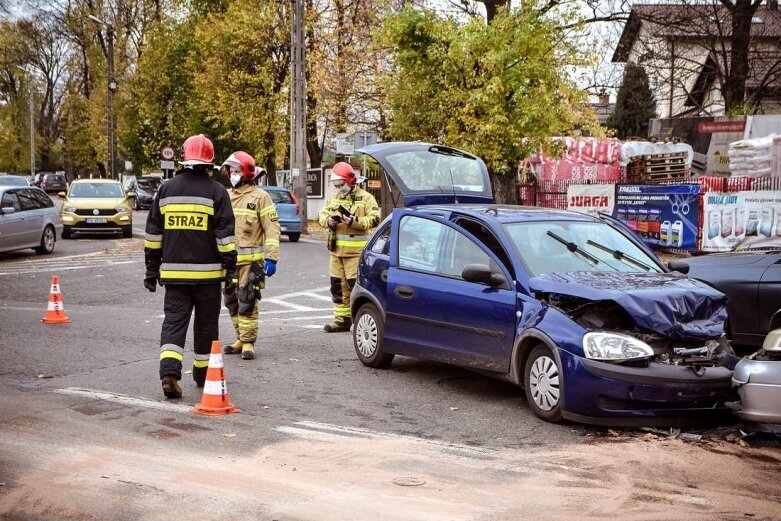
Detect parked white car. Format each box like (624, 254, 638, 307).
(0, 185, 63, 254)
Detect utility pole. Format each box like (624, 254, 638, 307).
(89, 15, 117, 179)
(290, 0, 308, 230)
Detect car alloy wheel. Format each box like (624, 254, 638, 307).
(529, 355, 560, 411)
(35, 226, 55, 254)
(352, 302, 394, 368)
(524, 344, 563, 422)
(355, 312, 378, 358)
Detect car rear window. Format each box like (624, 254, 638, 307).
(44, 174, 66, 182)
(266, 190, 294, 204)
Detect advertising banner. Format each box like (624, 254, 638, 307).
(566, 184, 615, 217)
(614, 184, 701, 250)
(701, 191, 781, 251)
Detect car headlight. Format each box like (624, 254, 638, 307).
(583, 332, 654, 361)
(116, 207, 132, 214)
(63, 206, 76, 213)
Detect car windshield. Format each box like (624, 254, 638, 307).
(0, 176, 28, 186)
(383, 150, 488, 194)
(138, 178, 161, 190)
(266, 190, 293, 204)
(70, 183, 124, 198)
(505, 221, 663, 276)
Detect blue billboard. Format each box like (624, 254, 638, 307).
(613, 184, 701, 251)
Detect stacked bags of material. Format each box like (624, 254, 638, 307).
(728, 134, 776, 177)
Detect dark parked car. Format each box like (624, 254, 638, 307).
(124, 175, 162, 210)
(0, 185, 62, 254)
(38, 173, 68, 193)
(259, 185, 301, 242)
(669, 252, 781, 348)
(350, 142, 735, 426)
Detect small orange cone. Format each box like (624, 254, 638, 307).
(41, 275, 70, 324)
(193, 340, 238, 416)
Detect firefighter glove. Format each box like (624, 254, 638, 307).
(224, 270, 237, 293)
(264, 259, 277, 277)
(143, 270, 159, 293)
(341, 215, 355, 227)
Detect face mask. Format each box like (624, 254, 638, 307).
(337, 184, 350, 195)
(230, 173, 242, 187)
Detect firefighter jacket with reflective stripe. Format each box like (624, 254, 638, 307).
(144, 168, 237, 284)
(230, 183, 281, 265)
(318, 186, 380, 257)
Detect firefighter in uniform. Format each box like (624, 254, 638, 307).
(143, 134, 237, 398)
(221, 151, 280, 360)
(318, 162, 381, 332)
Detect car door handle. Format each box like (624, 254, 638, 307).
(381, 270, 388, 282)
(395, 286, 415, 299)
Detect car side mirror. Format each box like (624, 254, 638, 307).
(57, 192, 66, 198)
(667, 259, 689, 274)
(1, 206, 15, 215)
(462, 263, 505, 287)
(762, 329, 781, 353)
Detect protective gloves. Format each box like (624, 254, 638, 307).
(224, 270, 238, 293)
(264, 259, 277, 277)
(143, 270, 159, 293)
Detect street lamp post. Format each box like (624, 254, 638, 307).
(16, 66, 34, 179)
(88, 15, 117, 179)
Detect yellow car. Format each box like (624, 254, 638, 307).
(59, 179, 135, 239)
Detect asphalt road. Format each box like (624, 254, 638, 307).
(1, 213, 780, 520)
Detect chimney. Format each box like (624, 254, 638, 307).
(598, 91, 610, 106)
(770, 0, 778, 11)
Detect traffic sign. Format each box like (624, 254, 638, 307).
(161, 160, 175, 170)
(161, 146, 175, 160)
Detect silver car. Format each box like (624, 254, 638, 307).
(0, 185, 63, 255)
(732, 327, 781, 428)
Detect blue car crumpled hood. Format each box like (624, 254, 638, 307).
(529, 271, 728, 340)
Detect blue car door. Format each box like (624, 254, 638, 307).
(383, 211, 516, 372)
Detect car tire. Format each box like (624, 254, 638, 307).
(61, 226, 72, 239)
(35, 225, 56, 255)
(524, 344, 563, 423)
(121, 225, 133, 239)
(287, 232, 300, 242)
(353, 302, 394, 368)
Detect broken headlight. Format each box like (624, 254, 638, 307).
(583, 332, 654, 361)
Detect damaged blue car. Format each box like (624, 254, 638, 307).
(350, 142, 735, 426)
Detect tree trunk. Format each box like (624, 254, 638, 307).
(490, 171, 518, 205)
(724, 0, 759, 112)
(481, 0, 509, 23)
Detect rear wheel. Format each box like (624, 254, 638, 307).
(61, 226, 72, 239)
(287, 232, 300, 242)
(121, 225, 133, 238)
(353, 302, 394, 368)
(524, 344, 563, 423)
(35, 225, 55, 254)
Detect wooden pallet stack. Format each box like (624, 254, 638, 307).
(627, 152, 690, 184)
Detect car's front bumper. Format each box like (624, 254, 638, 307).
(732, 357, 781, 425)
(560, 349, 735, 426)
(61, 212, 132, 233)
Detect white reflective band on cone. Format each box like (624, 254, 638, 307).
(48, 301, 62, 311)
(203, 379, 227, 396)
(208, 353, 224, 368)
(51, 285, 61, 294)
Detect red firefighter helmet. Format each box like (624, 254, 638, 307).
(180, 134, 215, 166)
(222, 151, 257, 179)
(330, 162, 357, 186)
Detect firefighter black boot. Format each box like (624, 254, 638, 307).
(161, 375, 182, 399)
(323, 318, 352, 333)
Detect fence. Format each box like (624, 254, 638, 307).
(518, 179, 617, 209)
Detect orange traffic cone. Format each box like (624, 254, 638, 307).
(41, 275, 70, 324)
(193, 340, 238, 416)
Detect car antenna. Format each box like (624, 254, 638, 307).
(449, 168, 458, 204)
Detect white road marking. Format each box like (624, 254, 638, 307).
(54, 387, 192, 413)
(0, 259, 139, 276)
(262, 299, 318, 311)
(269, 287, 330, 299)
(297, 292, 333, 302)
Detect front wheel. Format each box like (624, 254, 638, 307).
(524, 344, 563, 423)
(287, 232, 300, 242)
(35, 225, 56, 254)
(353, 302, 394, 368)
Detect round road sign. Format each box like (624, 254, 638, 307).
(161, 146, 175, 160)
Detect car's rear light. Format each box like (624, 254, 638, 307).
(290, 191, 300, 215)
